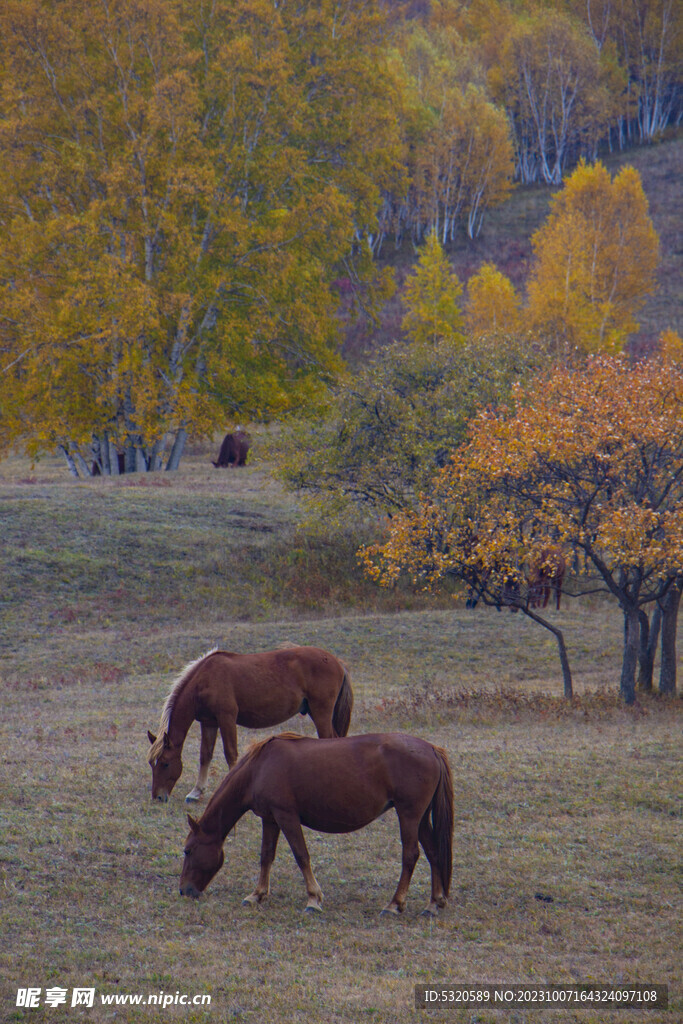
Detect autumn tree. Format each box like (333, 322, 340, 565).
(0, 0, 402, 474)
(411, 84, 515, 241)
(276, 232, 541, 520)
(379, 20, 515, 246)
(401, 232, 465, 346)
(526, 160, 660, 355)
(465, 262, 522, 339)
(607, 0, 683, 144)
(424, 0, 680, 180)
(660, 329, 683, 362)
(363, 356, 683, 703)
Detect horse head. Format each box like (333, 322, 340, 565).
(147, 730, 183, 801)
(179, 815, 225, 898)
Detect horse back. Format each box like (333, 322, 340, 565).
(192, 647, 346, 726)
(247, 733, 442, 833)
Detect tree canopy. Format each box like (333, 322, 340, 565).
(526, 160, 660, 354)
(465, 262, 522, 340)
(275, 336, 539, 521)
(362, 356, 683, 702)
(0, 0, 401, 472)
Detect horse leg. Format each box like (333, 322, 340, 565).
(306, 701, 335, 740)
(275, 813, 324, 913)
(185, 722, 218, 803)
(243, 818, 280, 907)
(217, 714, 239, 768)
(417, 813, 448, 917)
(381, 814, 420, 917)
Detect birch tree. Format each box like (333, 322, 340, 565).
(526, 160, 659, 354)
(0, 0, 402, 473)
(493, 8, 613, 183)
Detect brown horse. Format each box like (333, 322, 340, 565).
(179, 732, 453, 917)
(212, 430, 250, 467)
(147, 647, 352, 803)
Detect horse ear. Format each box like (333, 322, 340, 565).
(162, 731, 172, 749)
(147, 731, 156, 745)
(187, 815, 200, 834)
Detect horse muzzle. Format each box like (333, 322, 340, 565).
(154, 792, 169, 803)
(180, 883, 201, 899)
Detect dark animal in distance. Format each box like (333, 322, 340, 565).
(466, 543, 565, 613)
(179, 732, 453, 917)
(147, 646, 352, 802)
(527, 546, 566, 610)
(212, 430, 250, 467)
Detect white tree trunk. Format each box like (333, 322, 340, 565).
(166, 429, 187, 472)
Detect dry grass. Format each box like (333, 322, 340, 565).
(1, 450, 681, 1023)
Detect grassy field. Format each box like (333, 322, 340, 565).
(1, 449, 681, 1023)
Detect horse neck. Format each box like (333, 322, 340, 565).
(202, 763, 251, 842)
(166, 679, 196, 748)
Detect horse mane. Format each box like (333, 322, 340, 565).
(148, 649, 218, 764)
(238, 731, 307, 769)
(200, 732, 308, 823)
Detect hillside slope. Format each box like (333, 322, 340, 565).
(345, 136, 681, 358)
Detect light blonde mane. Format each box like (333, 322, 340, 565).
(148, 649, 218, 764)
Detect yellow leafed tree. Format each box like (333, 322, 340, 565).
(362, 356, 683, 703)
(465, 262, 522, 339)
(526, 160, 659, 355)
(0, 0, 402, 474)
(401, 232, 465, 346)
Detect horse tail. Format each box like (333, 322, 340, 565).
(430, 745, 454, 896)
(332, 668, 353, 737)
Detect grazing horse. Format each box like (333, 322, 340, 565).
(147, 647, 352, 803)
(527, 546, 566, 610)
(179, 732, 453, 917)
(212, 430, 250, 468)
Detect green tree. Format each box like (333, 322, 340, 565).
(0, 0, 402, 474)
(275, 332, 538, 520)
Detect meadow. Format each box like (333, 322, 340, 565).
(1, 446, 681, 1023)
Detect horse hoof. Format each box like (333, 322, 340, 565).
(303, 904, 323, 914)
(420, 906, 439, 918)
(380, 906, 401, 918)
(185, 789, 203, 803)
